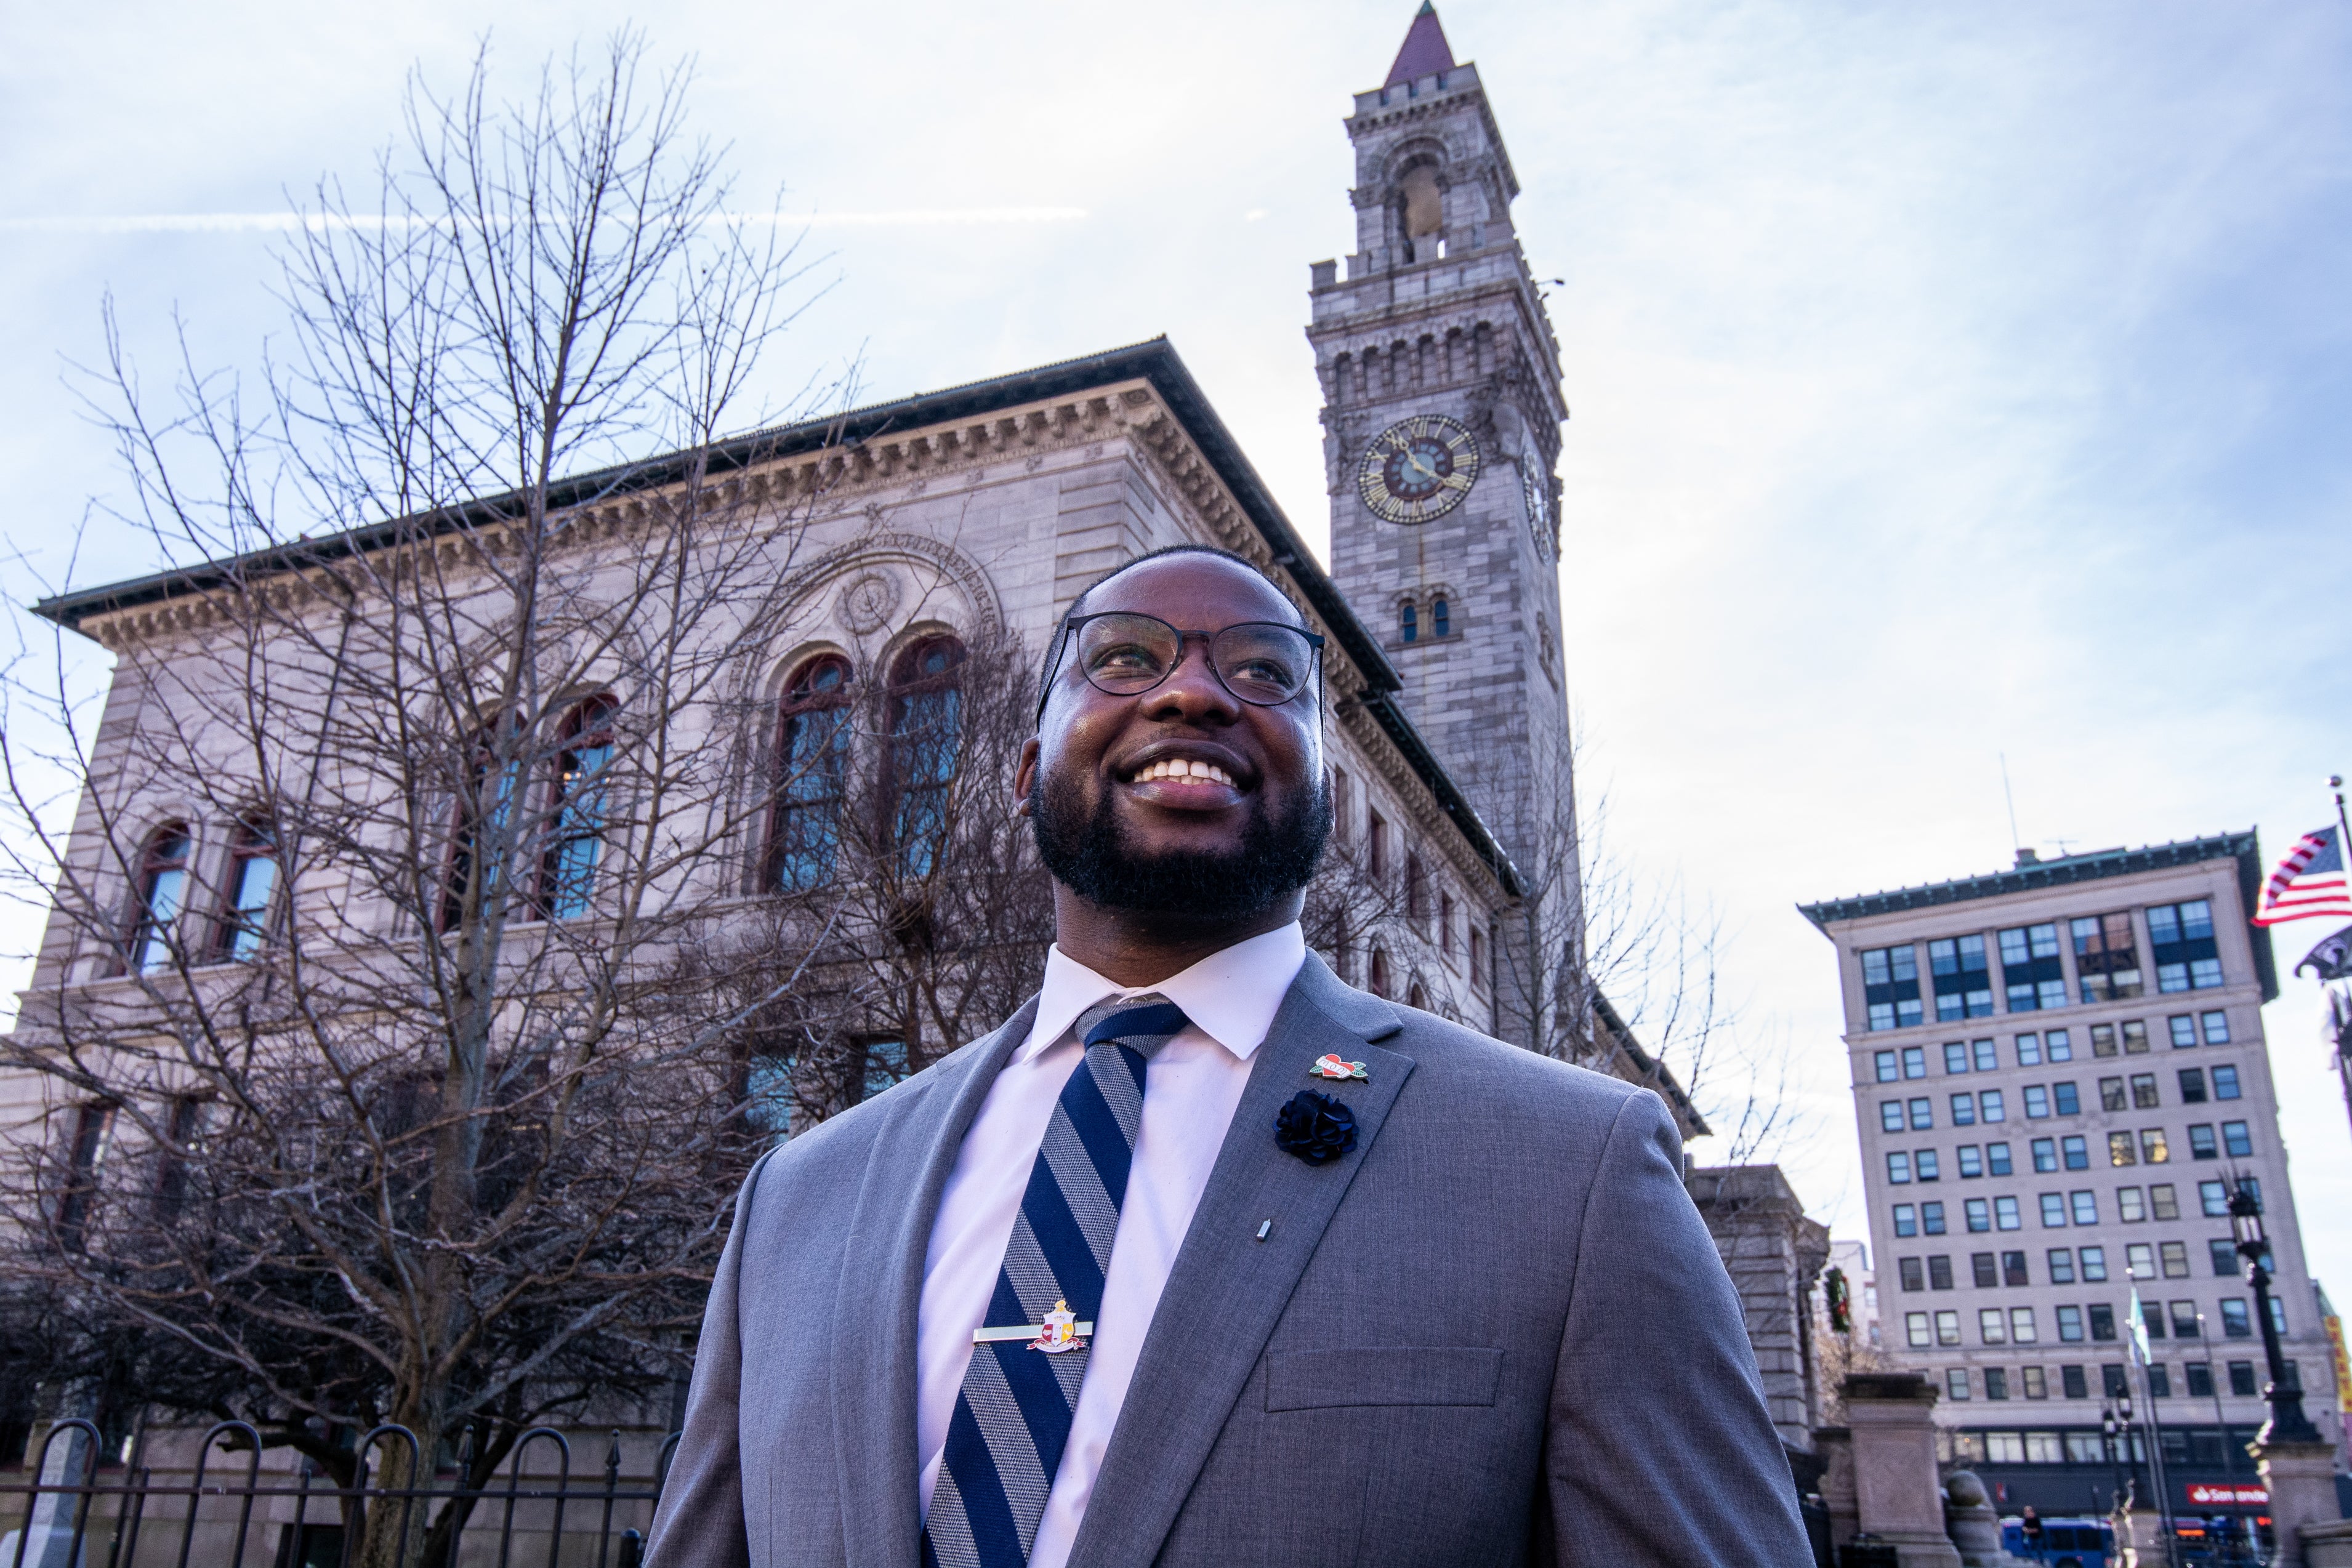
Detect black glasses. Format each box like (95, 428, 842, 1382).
(1040, 611, 1324, 716)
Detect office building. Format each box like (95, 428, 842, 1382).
(1802, 835, 2342, 1516)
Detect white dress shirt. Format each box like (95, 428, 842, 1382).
(914, 922, 1307, 1568)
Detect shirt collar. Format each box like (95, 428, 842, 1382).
(1018, 922, 1307, 1064)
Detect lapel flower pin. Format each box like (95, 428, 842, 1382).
(1275, 1090, 1358, 1165)
(1310, 1053, 1367, 1082)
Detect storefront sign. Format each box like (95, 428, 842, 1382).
(2185, 1483, 2268, 1506)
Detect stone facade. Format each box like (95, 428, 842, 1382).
(1689, 1163, 1833, 1457)
(8, 345, 1519, 1043)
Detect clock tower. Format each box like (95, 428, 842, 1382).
(1310, 3, 1576, 1037)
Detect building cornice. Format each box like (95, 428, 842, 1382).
(1306, 260, 1566, 419)
(1797, 830, 2277, 1003)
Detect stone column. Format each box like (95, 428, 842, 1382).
(1814, 1426, 1860, 1550)
(2251, 1438, 2345, 1568)
(1842, 1373, 1963, 1568)
(14, 1418, 96, 1568)
(2298, 1519, 2352, 1568)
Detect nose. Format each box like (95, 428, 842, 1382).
(1138, 632, 1240, 723)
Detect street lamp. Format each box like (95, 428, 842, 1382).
(2226, 1178, 2321, 1445)
(2107, 1401, 2145, 1514)
(2118, 1389, 2146, 1516)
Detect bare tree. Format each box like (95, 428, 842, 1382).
(0, 33, 848, 1567)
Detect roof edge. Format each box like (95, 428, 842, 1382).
(1592, 991, 1709, 1138)
(1797, 832, 2263, 931)
(29, 339, 1406, 698)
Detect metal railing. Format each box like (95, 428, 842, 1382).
(0, 1418, 680, 1568)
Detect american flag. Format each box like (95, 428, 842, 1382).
(2253, 826, 2352, 926)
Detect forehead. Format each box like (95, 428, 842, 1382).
(1086, 555, 1302, 628)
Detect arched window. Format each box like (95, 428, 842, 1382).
(215, 818, 279, 961)
(1431, 597, 1449, 638)
(56, 1101, 116, 1253)
(1400, 601, 1418, 643)
(443, 722, 521, 934)
(1368, 948, 1391, 1000)
(1407, 981, 1428, 1013)
(1398, 164, 1443, 262)
(131, 824, 192, 973)
(771, 656, 852, 892)
(887, 637, 965, 877)
(541, 695, 618, 920)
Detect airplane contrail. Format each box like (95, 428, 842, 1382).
(0, 207, 1089, 235)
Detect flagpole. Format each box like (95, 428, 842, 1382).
(2137, 1354, 2176, 1558)
(2333, 777, 2352, 1143)
(2128, 1291, 2179, 1556)
(2335, 989, 2352, 1146)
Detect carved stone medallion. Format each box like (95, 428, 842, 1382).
(838, 572, 901, 635)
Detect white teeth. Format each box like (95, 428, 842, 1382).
(1134, 758, 1236, 787)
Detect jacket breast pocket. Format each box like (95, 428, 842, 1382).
(1264, 1346, 1504, 1412)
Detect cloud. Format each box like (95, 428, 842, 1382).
(0, 207, 1089, 235)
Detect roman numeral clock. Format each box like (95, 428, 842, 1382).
(1356, 414, 1481, 525)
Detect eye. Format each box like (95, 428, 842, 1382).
(1087, 640, 1162, 675)
(1228, 654, 1293, 686)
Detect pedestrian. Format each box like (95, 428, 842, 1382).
(649, 546, 1810, 1567)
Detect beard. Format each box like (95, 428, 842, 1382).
(1032, 766, 1332, 925)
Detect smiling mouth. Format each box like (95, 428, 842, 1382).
(1127, 757, 1239, 789)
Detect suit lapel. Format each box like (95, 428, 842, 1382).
(1066, 955, 1411, 1568)
(831, 997, 1039, 1568)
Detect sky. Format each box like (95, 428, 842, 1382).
(3, 1, 2349, 1293)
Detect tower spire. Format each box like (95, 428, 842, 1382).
(1384, 2, 1456, 87)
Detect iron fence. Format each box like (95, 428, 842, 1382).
(0, 1418, 680, 1568)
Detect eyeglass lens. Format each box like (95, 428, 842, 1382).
(1073, 613, 1315, 705)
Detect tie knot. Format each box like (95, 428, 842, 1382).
(1074, 992, 1192, 1058)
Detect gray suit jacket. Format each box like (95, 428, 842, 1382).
(650, 954, 1811, 1567)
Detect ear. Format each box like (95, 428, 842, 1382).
(1012, 736, 1041, 818)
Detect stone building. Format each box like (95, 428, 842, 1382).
(20, 340, 1528, 1037)
(1689, 1164, 1834, 1463)
(1802, 834, 2345, 1519)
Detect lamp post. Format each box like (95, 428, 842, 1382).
(2102, 1400, 2128, 1513)
(2226, 1180, 2321, 1445)
(2116, 1388, 2154, 1532)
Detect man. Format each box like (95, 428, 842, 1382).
(651, 546, 1810, 1566)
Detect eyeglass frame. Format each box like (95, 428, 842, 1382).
(1036, 610, 1326, 721)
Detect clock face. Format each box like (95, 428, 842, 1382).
(1358, 414, 1480, 525)
(1521, 461, 1552, 534)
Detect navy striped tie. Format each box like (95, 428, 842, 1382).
(922, 995, 1191, 1568)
